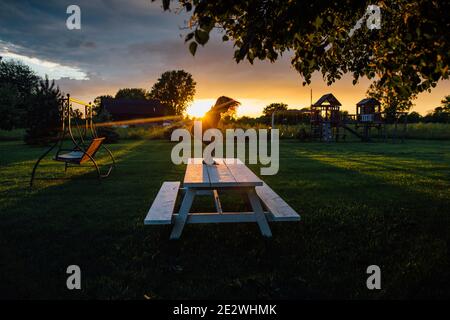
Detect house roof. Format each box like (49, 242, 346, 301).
(356, 98, 380, 106)
(312, 93, 342, 107)
(102, 98, 166, 116)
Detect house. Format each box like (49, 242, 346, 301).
(102, 98, 167, 126)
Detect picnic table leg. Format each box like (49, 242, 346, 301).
(247, 189, 272, 238)
(213, 190, 223, 214)
(170, 188, 196, 240)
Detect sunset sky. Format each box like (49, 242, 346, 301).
(1, 0, 448, 117)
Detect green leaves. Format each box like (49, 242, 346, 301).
(189, 42, 197, 56)
(186, 28, 212, 56)
(313, 16, 323, 29)
(158, 0, 449, 110)
(194, 29, 210, 45)
(185, 32, 194, 42)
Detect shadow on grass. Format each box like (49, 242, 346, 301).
(0, 140, 449, 299)
(0, 141, 45, 167)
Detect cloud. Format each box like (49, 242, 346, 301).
(0, 41, 89, 80)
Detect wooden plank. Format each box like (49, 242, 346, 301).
(247, 188, 272, 237)
(206, 159, 238, 187)
(184, 158, 210, 187)
(186, 212, 257, 223)
(223, 158, 263, 187)
(212, 190, 223, 213)
(144, 182, 180, 225)
(214, 158, 243, 165)
(171, 212, 286, 223)
(256, 183, 300, 222)
(170, 188, 196, 239)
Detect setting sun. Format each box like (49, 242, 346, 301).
(186, 98, 269, 118)
(186, 99, 216, 118)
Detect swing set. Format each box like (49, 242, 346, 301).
(30, 94, 115, 187)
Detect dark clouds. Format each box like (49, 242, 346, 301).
(0, 0, 186, 71)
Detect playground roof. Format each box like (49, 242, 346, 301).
(357, 98, 380, 106)
(313, 93, 342, 107)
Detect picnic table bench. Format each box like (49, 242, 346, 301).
(144, 158, 300, 239)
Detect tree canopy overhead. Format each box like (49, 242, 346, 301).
(156, 0, 449, 111)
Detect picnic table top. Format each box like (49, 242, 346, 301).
(184, 158, 263, 188)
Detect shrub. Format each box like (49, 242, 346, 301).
(385, 123, 450, 140)
(94, 110, 120, 143)
(24, 77, 62, 145)
(0, 60, 39, 130)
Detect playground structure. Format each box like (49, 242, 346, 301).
(272, 93, 408, 142)
(30, 94, 115, 187)
(311, 93, 408, 142)
(310, 93, 344, 142)
(354, 98, 384, 139)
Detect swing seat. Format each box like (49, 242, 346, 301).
(55, 137, 105, 164)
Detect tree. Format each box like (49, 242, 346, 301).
(202, 96, 240, 131)
(93, 95, 113, 116)
(70, 108, 83, 121)
(424, 106, 449, 123)
(156, 0, 449, 111)
(441, 95, 450, 112)
(94, 109, 120, 143)
(115, 88, 147, 100)
(0, 59, 39, 130)
(263, 103, 288, 118)
(24, 76, 63, 145)
(148, 70, 196, 115)
(368, 82, 416, 115)
(407, 111, 422, 123)
(91, 95, 119, 143)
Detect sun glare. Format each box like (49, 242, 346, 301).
(186, 99, 216, 118)
(186, 98, 268, 119)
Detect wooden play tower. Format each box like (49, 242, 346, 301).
(354, 98, 384, 139)
(310, 93, 343, 142)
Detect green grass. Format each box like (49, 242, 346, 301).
(0, 139, 449, 299)
(0, 129, 25, 141)
(114, 126, 173, 140)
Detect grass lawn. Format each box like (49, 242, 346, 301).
(0, 139, 449, 299)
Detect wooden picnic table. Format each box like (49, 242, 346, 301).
(145, 158, 300, 239)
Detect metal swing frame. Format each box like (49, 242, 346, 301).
(30, 94, 115, 187)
